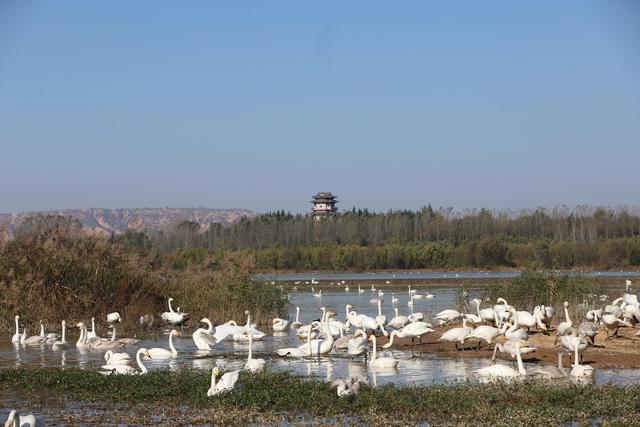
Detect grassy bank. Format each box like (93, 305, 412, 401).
(2, 368, 640, 425)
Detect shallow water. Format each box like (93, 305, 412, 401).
(2, 286, 639, 387)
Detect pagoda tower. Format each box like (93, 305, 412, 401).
(311, 192, 338, 219)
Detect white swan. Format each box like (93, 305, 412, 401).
(104, 350, 131, 366)
(109, 325, 140, 345)
(473, 342, 525, 379)
(569, 344, 594, 378)
(559, 328, 589, 365)
(39, 321, 60, 343)
(331, 377, 361, 397)
(75, 323, 125, 350)
(492, 298, 512, 325)
(213, 321, 245, 343)
(313, 290, 322, 298)
(4, 410, 36, 427)
(193, 318, 217, 350)
(11, 315, 22, 344)
(514, 309, 546, 332)
(296, 321, 320, 340)
(161, 297, 189, 326)
(408, 312, 425, 323)
(21, 325, 47, 345)
(101, 348, 151, 375)
(148, 330, 180, 358)
(438, 318, 472, 350)
(245, 331, 266, 372)
(291, 306, 302, 329)
(602, 313, 632, 338)
(375, 299, 386, 326)
(277, 321, 315, 357)
(333, 328, 352, 350)
(383, 322, 434, 348)
(434, 309, 462, 324)
(475, 300, 496, 325)
(491, 339, 537, 361)
(368, 334, 398, 369)
(272, 317, 289, 332)
(557, 301, 572, 336)
(208, 367, 240, 396)
(387, 308, 409, 330)
(87, 317, 99, 340)
(465, 314, 509, 350)
(360, 314, 388, 337)
(306, 310, 337, 355)
(526, 352, 566, 379)
(52, 320, 68, 350)
(347, 329, 367, 356)
(504, 309, 529, 341)
(345, 304, 365, 328)
(106, 312, 121, 326)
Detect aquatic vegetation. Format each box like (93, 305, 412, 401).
(2, 368, 640, 425)
(483, 272, 600, 316)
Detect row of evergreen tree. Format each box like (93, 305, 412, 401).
(145, 205, 640, 251)
(103, 205, 640, 270)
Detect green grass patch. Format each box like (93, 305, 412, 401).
(2, 368, 640, 425)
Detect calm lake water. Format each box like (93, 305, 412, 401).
(256, 270, 640, 282)
(2, 285, 639, 388)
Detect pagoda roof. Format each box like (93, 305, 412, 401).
(311, 192, 337, 199)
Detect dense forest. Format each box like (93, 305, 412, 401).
(109, 205, 640, 271)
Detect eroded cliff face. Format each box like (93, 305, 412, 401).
(0, 207, 256, 236)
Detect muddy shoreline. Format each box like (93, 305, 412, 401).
(377, 324, 640, 369)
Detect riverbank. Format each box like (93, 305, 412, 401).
(2, 368, 640, 425)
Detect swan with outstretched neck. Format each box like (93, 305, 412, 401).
(148, 330, 180, 358)
(193, 318, 217, 350)
(52, 320, 68, 350)
(368, 334, 398, 369)
(87, 317, 99, 340)
(11, 315, 22, 344)
(245, 331, 266, 372)
(383, 322, 434, 348)
(291, 306, 302, 329)
(473, 342, 526, 379)
(208, 367, 240, 396)
(101, 348, 152, 375)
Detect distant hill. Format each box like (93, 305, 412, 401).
(0, 207, 256, 236)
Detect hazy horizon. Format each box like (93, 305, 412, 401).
(1, 2, 639, 213)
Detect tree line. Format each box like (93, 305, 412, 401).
(109, 205, 640, 271)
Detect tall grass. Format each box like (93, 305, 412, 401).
(2, 368, 640, 425)
(165, 254, 288, 326)
(482, 271, 600, 320)
(0, 216, 287, 333)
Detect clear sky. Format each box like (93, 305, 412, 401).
(1, 1, 639, 214)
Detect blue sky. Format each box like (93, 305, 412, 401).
(1, 1, 638, 213)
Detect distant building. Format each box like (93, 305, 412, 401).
(311, 192, 338, 219)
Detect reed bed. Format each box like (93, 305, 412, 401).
(0, 222, 286, 333)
